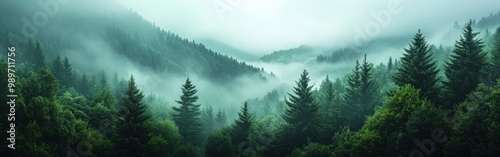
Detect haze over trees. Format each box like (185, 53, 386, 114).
(0, 1, 499, 157)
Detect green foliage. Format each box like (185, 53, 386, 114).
(172, 78, 203, 145)
(215, 109, 227, 129)
(354, 85, 449, 156)
(444, 20, 488, 106)
(51, 56, 74, 89)
(26, 40, 46, 69)
(289, 142, 333, 157)
(205, 127, 236, 157)
(317, 76, 343, 144)
(232, 102, 255, 147)
(114, 75, 151, 157)
(491, 27, 500, 81)
(393, 30, 441, 104)
(444, 83, 500, 156)
(282, 70, 320, 147)
(342, 55, 381, 131)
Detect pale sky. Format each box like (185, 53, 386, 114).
(119, 0, 500, 55)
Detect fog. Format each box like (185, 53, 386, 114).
(5, 0, 499, 120)
(119, 0, 500, 56)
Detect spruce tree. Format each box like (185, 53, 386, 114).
(32, 41, 46, 69)
(61, 56, 74, 88)
(444, 20, 488, 105)
(215, 110, 227, 129)
(232, 102, 255, 145)
(51, 55, 64, 82)
(202, 106, 215, 140)
(387, 57, 393, 71)
(114, 75, 151, 157)
(492, 27, 500, 81)
(172, 78, 203, 145)
(281, 69, 319, 147)
(318, 76, 341, 143)
(342, 55, 380, 131)
(393, 30, 440, 103)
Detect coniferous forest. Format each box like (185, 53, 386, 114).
(1, 1, 500, 157)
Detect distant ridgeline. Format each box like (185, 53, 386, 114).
(260, 45, 314, 63)
(0, 1, 268, 83)
(477, 11, 500, 29)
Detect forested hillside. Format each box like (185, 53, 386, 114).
(0, 0, 267, 83)
(1, 1, 500, 157)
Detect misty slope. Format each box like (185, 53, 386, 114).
(260, 11, 500, 65)
(260, 45, 317, 63)
(0, 0, 268, 83)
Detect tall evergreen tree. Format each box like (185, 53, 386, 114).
(99, 70, 108, 89)
(492, 27, 500, 81)
(215, 110, 227, 129)
(202, 106, 215, 140)
(359, 54, 381, 117)
(31, 41, 46, 69)
(317, 76, 341, 143)
(281, 69, 319, 147)
(342, 55, 381, 131)
(232, 102, 255, 145)
(114, 75, 151, 157)
(387, 57, 394, 71)
(444, 20, 488, 105)
(51, 55, 64, 84)
(172, 78, 203, 145)
(393, 30, 440, 103)
(61, 56, 74, 88)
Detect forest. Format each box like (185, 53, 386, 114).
(1, 1, 500, 157)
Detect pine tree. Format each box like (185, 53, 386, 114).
(492, 27, 500, 81)
(281, 69, 319, 147)
(444, 20, 488, 105)
(359, 54, 381, 118)
(114, 75, 151, 157)
(319, 76, 335, 111)
(317, 76, 342, 143)
(78, 73, 91, 98)
(387, 57, 393, 71)
(393, 30, 440, 103)
(215, 110, 227, 129)
(61, 56, 74, 88)
(202, 106, 215, 139)
(172, 78, 203, 145)
(99, 70, 108, 89)
(51, 55, 64, 84)
(232, 102, 255, 145)
(342, 55, 381, 131)
(32, 41, 46, 69)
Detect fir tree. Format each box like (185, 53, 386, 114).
(32, 41, 46, 69)
(492, 27, 500, 81)
(172, 78, 203, 145)
(114, 75, 151, 157)
(61, 56, 74, 88)
(215, 110, 227, 129)
(317, 76, 341, 143)
(359, 54, 381, 117)
(232, 102, 255, 145)
(444, 20, 488, 105)
(387, 57, 394, 71)
(99, 70, 108, 89)
(281, 69, 319, 147)
(342, 55, 381, 131)
(202, 106, 215, 140)
(51, 55, 64, 86)
(393, 30, 440, 103)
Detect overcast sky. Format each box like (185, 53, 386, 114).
(119, 0, 500, 55)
